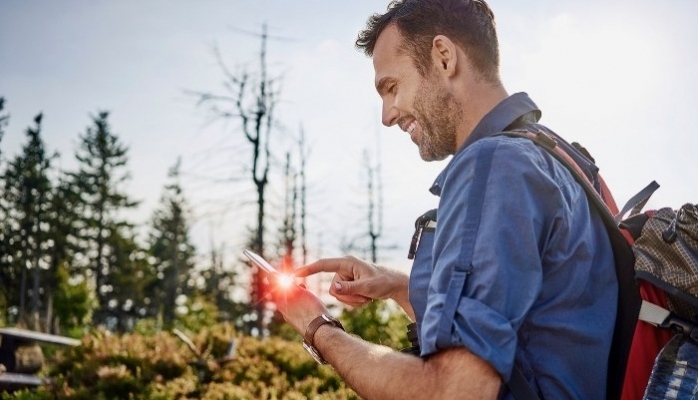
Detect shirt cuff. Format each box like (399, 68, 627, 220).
(419, 293, 518, 380)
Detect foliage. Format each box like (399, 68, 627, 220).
(1, 389, 54, 400)
(148, 159, 197, 329)
(3, 324, 360, 399)
(339, 300, 411, 350)
(266, 310, 303, 343)
(52, 262, 95, 335)
(194, 244, 256, 335)
(100, 228, 158, 332)
(173, 295, 220, 334)
(132, 295, 221, 337)
(44, 176, 84, 319)
(68, 111, 141, 327)
(0, 113, 55, 326)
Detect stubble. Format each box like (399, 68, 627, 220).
(413, 71, 463, 162)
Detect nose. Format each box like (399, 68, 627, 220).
(381, 99, 399, 127)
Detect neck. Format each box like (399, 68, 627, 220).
(454, 82, 508, 151)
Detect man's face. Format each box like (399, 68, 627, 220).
(373, 25, 461, 161)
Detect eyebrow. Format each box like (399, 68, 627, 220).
(375, 76, 397, 95)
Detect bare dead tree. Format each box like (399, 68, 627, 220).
(189, 23, 282, 334)
(340, 132, 396, 263)
(275, 124, 310, 286)
(364, 149, 382, 264)
(298, 125, 309, 266)
(0, 97, 7, 156)
(280, 152, 298, 273)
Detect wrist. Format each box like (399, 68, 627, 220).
(387, 271, 415, 321)
(303, 314, 345, 364)
(386, 270, 409, 300)
(376, 266, 405, 298)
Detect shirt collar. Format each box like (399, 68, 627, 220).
(430, 92, 541, 196)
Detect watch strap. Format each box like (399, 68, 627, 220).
(304, 314, 344, 349)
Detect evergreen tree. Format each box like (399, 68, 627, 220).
(0, 113, 55, 327)
(148, 158, 196, 328)
(45, 175, 89, 332)
(195, 240, 255, 334)
(101, 226, 155, 332)
(53, 260, 93, 335)
(69, 111, 139, 326)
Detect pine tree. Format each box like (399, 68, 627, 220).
(45, 175, 88, 332)
(100, 227, 155, 332)
(148, 158, 197, 328)
(69, 111, 139, 327)
(52, 260, 93, 334)
(0, 113, 55, 327)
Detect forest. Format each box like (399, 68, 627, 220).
(0, 28, 408, 399)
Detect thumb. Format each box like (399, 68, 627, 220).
(334, 280, 364, 296)
(332, 280, 373, 306)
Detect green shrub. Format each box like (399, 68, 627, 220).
(3, 323, 358, 400)
(339, 300, 411, 350)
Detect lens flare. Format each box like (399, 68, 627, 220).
(277, 274, 295, 289)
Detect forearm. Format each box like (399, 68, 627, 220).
(315, 324, 430, 400)
(314, 324, 501, 400)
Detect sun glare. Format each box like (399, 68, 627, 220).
(277, 274, 295, 289)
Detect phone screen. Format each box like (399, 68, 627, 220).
(243, 249, 281, 276)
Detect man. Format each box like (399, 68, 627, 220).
(274, 0, 618, 398)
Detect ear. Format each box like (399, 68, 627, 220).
(432, 35, 457, 77)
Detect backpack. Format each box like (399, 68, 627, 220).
(619, 203, 698, 400)
(499, 128, 698, 400)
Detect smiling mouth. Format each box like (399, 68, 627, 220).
(407, 121, 416, 135)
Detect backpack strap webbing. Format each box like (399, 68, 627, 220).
(509, 365, 542, 400)
(614, 181, 660, 224)
(638, 300, 671, 326)
(499, 130, 642, 400)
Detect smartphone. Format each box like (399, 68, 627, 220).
(243, 249, 282, 276)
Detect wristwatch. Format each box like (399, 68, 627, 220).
(302, 314, 345, 364)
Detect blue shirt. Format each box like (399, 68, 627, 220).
(408, 93, 618, 399)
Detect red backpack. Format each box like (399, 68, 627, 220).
(502, 128, 698, 400)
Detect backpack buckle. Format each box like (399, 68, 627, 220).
(534, 131, 557, 150)
(408, 212, 437, 260)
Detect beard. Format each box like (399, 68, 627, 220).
(413, 71, 463, 162)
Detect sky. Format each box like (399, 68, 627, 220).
(1, 0, 697, 275)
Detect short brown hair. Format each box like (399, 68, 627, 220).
(356, 0, 500, 82)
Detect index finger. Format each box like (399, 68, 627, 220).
(294, 258, 349, 277)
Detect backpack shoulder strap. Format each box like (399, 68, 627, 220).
(498, 129, 642, 400)
(509, 365, 542, 400)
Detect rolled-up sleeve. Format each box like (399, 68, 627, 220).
(419, 137, 569, 380)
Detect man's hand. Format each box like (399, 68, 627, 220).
(271, 280, 330, 335)
(294, 256, 414, 320)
